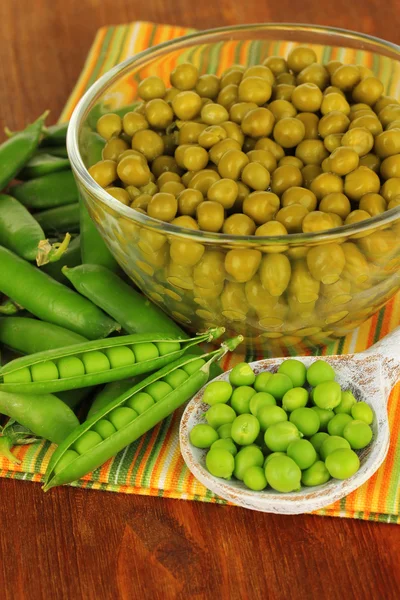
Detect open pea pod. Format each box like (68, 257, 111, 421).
(0, 328, 224, 395)
(43, 334, 242, 490)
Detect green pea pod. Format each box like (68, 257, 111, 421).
(19, 153, 70, 180)
(9, 170, 78, 210)
(83, 131, 106, 167)
(0, 247, 120, 339)
(41, 122, 69, 147)
(34, 203, 80, 234)
(0, 317, 87, 355)
(0, 194, 46, 261)
(41, 235, 81, 282)
(79, 197, 119, 271)
(43, 335, 242, 490)
(38, 146, 69, 158)
(0, 111, 48, 190)
(87, 379, 136, 418)
(0, 328, 224, 395)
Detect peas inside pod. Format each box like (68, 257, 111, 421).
(189, 358, 374, 492)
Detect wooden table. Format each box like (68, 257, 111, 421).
(0, 1, 399, 598)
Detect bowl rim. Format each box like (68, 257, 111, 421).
(67, 22, 400, 246)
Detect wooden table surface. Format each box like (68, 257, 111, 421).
(0, 1, 399, 599)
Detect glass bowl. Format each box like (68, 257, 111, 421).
(68, 23, 400, 356)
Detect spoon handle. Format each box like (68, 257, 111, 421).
(359, 326, 400, 394)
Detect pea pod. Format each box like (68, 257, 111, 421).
(0, 317, 87, 355)
(38, 146, 69, 158)
(0, 111, 48, 189)
(0, 328, 224, 394)
(41, 235, 81, 282)
(41, 122, 69, 146)
(83, 131, 106, 167)
(79, 198, 119, 271)
(87, 380, 136, 418)
(34, 203, 80, 234)
(9, 170, 78, 210)
(19, 153, 70, 180)
(43, 334, 242, 490)
(0, 194, 46, 261)
(0, 247, 120, 339)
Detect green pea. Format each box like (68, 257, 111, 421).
(104, 346, 135, 368)
(282, 387, 308, 412)
(217, 423, 232, 439)
(132, 342, 159, 362)
(263, 451, 286, 468)
(163, 368, 189, 389)
(325, 448, 360, 479)
(243, 465, 268, 490)
(109, 406, 137, 429)
(309, 432, 329, 453)
(230, 386, 256, 414)
(289, 407, 320, 437)
(57, 356, 85, 378)
(229, 362, 256, 386)
(307, 360, 335, 386)
(320, 435, 350, 460)
(190, 423, 219, 448)
(301, 460, 331, 486)
(82, 351, 110, 374)
(313, 381, 341, 410)
(31, 361, 59, 382)
(257, 405, 287, 431)
(73, 430, 103, 454)
(182, 358, 206, 375)
(264, 373, 293, 400)
(278, 359, 307, 387)
(311, 406, 335, 431)
(231, 414, 260, 446)
(203, 380, 233, 405)
(334, 390, 357, 414)
(211, 437, 238, 456)
(234, 445, 264, 480)
(144, 381, 173, 402)
(3, 367, 32, 384)
(264, 421, 301, 452)
(206, 448, 235, 479)
(265, 455, 301, 492)
(155, 341, 181, 356)
(126, 392, 155, 414)
(327, 413, 353, 436)
(249, 392, 276, 416)
(351, 401, 374, 425)
(254, 371, 272, 392)
(92, 419, 117, 439)
(287, 439, 317, 470)
(53, 449, 79, 475)
(343, 420, 373, 449)
(205, 403, 236, 429)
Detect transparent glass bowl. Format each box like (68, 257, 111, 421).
(68, 23, 400, 356)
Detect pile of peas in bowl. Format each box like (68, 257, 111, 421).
(189, 358, 374, 492)
(69, 25, 400, 354)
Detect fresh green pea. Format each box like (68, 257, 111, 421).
(234, 445, 264, 480)
(325, 448, 360, 479)
(264, 373, 293, 400)
(289, 407, 320, 437)
(132, 342, 159, 362)
(229, 362, 256, 386)
(81, 351, 110, 374)
(92, 419, 117, 439)
(307, 360, 335, 386)
(211, 437, 238, 456)
(3, 368, 32, 384)
(343, 420, 373, 449)
(265, 455, 302, 492)
(53, 449, 79, 475)
(156, 341, 182, 356)
(206, 448, 235, 479)
(73, 430, 103, 454)
(104, 346, 135, 368)
(144, 381, 173, 402)
(282, 387, 308, 412)
(320, 435, 350, 460)
(334, 390, 357, 414)
(309, 431, 329, 453)
(230, 386, 256, 414)
(301, 460, 331, 486)
(254, 371, 272, 392)
(205, 403, 237, 429)
(264, 421, 301, 452)
(231, 414, 260, 445)
(31, 361, 59, 382)
(190, 423, 219, 448)
(57, 356, 85, 378)
(278, 359, 307, 387)
(257, 405, 287, 431)
(327, 413, 353, 436)
(243, 465, 268, 490)
(287, 439, 317, 470)
(313, 381, 341, 410)
(126, 392, 155, 414)
(249, 392, 276, 416)
(263, 451, 286, 468)
(311, 406, 334, 431)
(109, 406, 138, 429)
(163, 368, 189, 389)
(203, 380, 233, 405)
(183, 358, 206, 375)
(217, 423, 232, 439)
(351, 401, 374, 424)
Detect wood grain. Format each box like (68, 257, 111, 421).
(0, 1, 400, 598)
